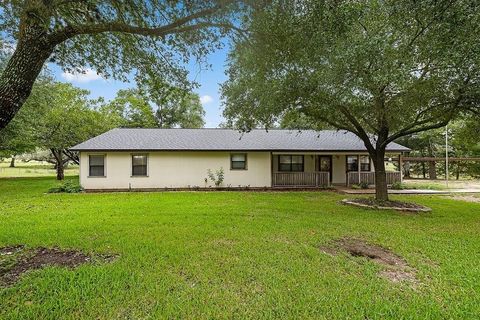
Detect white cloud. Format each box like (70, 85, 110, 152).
(200, 95, 213, 105)
(61, 68, 103, 83)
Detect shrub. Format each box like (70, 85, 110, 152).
(359, 181, 369, 189)
(48, 181, 83, 193)
(207, 168, 225, 187)
(391, 181, 405, 190)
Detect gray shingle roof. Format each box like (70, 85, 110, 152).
(70, 128, 410, 152)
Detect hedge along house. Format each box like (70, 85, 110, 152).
(70, 128, 410, 191)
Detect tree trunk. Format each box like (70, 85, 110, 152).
(51, 149, 65, 180)
(0, 28, 54, 130)
(9, 155, 15, 168)
(56, 163, 65, 181)
(428, 161, 437, 179)
(371, 148, 389, 202)
(421, 162, 426, 178)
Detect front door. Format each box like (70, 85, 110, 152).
(316, 156, 332, 182)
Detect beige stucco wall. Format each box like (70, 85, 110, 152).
(79, 151, 272, 189)
(331, 154, 346, 184)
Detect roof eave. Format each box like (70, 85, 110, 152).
(70, 148, 410, 152)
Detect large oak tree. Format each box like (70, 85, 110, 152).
(222, 0, 480, 201)
(34, 82, 113, 180)
(103, 82, 205, 128)
(0, 0, 244, 130)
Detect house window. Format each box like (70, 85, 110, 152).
(360, 155, 371, 171)
(231, 153, 247, 170)
(279, 155, 304, 172)
(132, 154, 148, 176)
(89, 155, 105, 177)
(346, 155, 358, 172)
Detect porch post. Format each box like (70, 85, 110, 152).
(358, 154, 361, 185)
(399, 154, 403, 183)
(270, 152, 274, 188)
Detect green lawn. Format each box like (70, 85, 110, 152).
(1, 177, 479, 319)
(0, 161, 79, 178)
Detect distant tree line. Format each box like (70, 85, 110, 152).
(399, 119, 480, 180)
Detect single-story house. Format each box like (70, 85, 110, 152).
(70, 128, 410, 191)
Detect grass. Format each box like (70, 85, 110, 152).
(403, 178, 480, 190)
(1, 177, 480, 319)
(402, 181, 450, 190)
(0, 161, 78, 178)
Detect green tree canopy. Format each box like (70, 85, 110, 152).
(103, 82, 205, 128)
(1, 79, 117, 180)
(0, 0, 246, 129)
(453, 118, 480, 178)
(222, 0, 480, 200)
(399, 119, 480, 179)
(102, 89, 158, 128)
(35, 82, 116, 180)
(0, 77, 52, 159)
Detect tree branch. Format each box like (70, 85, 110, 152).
(358, 21, 368, 35)
(386, 120, 450, 144)
(303, 105, 358, 134)
(385, 73, 472, 146)
(407, 0, 456, 47)
(63, 149, 79, 164)
(48, 5, 243, 44)
(337, 105, 375, 152)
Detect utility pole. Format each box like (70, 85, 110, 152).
(445, 125, 449, 188)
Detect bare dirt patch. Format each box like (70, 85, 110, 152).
(320, 238, 418, 284)
(0, 245, 116, 286)
(0, 245, 25, 255)
(342, 198, 431, 212)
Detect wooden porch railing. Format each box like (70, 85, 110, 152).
(272, 172, 330, 187)
(347, 171, 401, 186)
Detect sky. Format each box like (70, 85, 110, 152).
(50, 45, 230, 128)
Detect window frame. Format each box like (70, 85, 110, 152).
(131, 153, 149, 177)
(360, 155, 371, 172)
(88, 154, 106, 178)
(230, 153, 248, 170)
(278, 155, 304, 172)
(346, 155, 359, 172)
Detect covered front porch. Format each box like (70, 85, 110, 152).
(271, 153, 402, 188)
